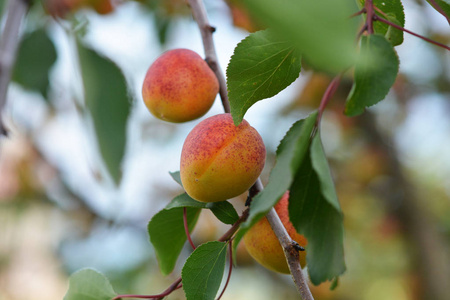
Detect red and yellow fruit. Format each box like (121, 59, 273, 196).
(244, 191, 307, 273)
(180, 113, 266, 202)
(45, 0, 114, 18)
(142, 49, 219, 123)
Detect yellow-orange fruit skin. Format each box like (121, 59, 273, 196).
(45, 0, 113, 18)
(180, 114, 266, 202)
(244, 192, 307, 273)
(142, 49, 219, 123)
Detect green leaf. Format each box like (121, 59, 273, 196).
(359, 0, 405, 46)
(242, 0, 359, 73)
(165, 193, 207, 209)
(165, 194, 239, 225)
(233, 112, 318, 248)
(77, 44, 131, 185)
(426, 0, 450, 20)
(289, 132, 345, 285)
(207, 201, 239, 225)
(169, 171, 182, 186)
(148, 206, 201, 275)
(64, 268, 117, 300)
(182, 241, 228, 300)
(227, 29, 301, 124)
(385, 13, 404, 47)
(13, 29, 57, 98)
(345, 34, 399, 116)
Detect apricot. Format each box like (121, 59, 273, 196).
(243, 191, 307, 273)
(180, 113, 265, 202)
(142, 49, 219, 123)
(45, 0, 113, 18)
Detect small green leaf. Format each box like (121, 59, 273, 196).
(148, 206, 201, 275)
(359, 0, 405, 46)
(169, 171, 182, 186)
(77, 44, 131, 185)
(64, 268, 116, 300)
(289, 133, 345, 285)
(207, 201, 239, 225)
(242, 0, 359, 73)
(329, 277, 339, 290)
(182, 241, 228, 300)
(345, 34, 399, 116)
(233, 112, 318, 248)
(227, 29, 301, 124)
(165, 193, 207, 209)
(13, 29, 57, 98)
(385, 13, 404, 46)
(165, 194, 239, 225)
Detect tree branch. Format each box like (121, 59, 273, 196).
(187, 0, 230, 113)
(0, 0, 29, 136)
(253, 179, 314, 300)
(187, 1, 314, 299)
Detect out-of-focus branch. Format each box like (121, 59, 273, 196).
(357, 112, 450, 300)
(187, 0, 230, 113)
(0, 0, 30, 136)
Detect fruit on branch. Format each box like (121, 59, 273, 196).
(44, 0, 114, 18)
(180, 113, 265, 202)
(142, 49, 219, 123)
(244, 191, 307, 273)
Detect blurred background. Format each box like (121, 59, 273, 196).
(0, 0, 449, 299)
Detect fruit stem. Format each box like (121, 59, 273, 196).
(0, 0, 30, 136)
(187, 0, 231, 113)
(183, 207, 196, 250)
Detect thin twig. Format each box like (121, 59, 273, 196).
(112, 277, 182, 300)
(183, 207, 196, 250)
(317, 75, 342, 125)
(0, 0, 29, 136)
(375, 15, 450, 51)
(365, 0, 375, 34)
(427, 0, 450, 25)
(218, 208, 249, 242)
(187, 0, 230, 113)
(216, 241, 233, 300)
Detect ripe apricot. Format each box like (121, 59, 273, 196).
(244, 191, 307, 273)
(142, 49, 219, 123)
(45, 0, 113, 18)
(180, 113, 265, 202)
